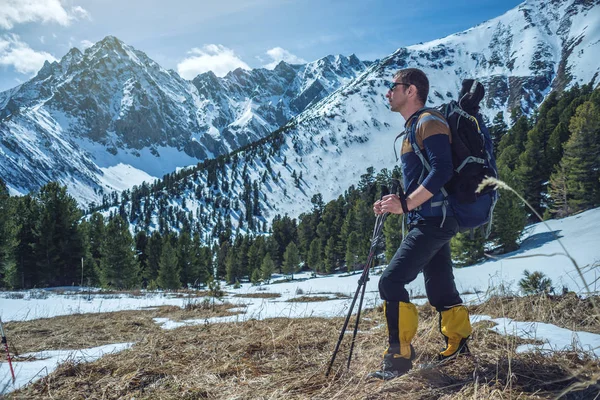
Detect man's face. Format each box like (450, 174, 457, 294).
(385, 79, 411, 113)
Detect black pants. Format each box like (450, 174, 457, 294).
(379, 216, 463, 312)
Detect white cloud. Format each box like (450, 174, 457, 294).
(177, 44, 250, 79)
(0, 0, 90, 29)
(40, 35, 45, 44)
(0, 34, 57, 75)
(80, 39, 94, 49)
(263, 47, 306, 69)
(70, 6, 90, 21)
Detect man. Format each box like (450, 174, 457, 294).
(369, 68, 472, 380)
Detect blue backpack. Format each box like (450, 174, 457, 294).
(406, 79, 498, 237)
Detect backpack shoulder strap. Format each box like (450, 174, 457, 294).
(406, 107, 450, 227)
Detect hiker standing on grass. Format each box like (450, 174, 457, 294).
(369, 68, 472, 380)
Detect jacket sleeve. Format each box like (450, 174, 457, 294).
(421, 134, 453, 194)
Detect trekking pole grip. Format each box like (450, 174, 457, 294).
(391, 178, 409, 215)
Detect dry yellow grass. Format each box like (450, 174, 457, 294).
(4, 294, 600, 399)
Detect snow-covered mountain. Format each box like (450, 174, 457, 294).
(0, 36, 367, 202)
(94, 0, 600, 240)
(1, 0, 599, 227)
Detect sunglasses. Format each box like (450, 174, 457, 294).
(388, 82, 411, 91)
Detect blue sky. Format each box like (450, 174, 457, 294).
(0, 0, 523, 92)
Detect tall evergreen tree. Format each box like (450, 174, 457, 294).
(35, 182, 84, 286)
(492, 166, 527, 252)
(260, 254, 275, 282)
(100, 215, 139, 288)
(547, 164, 573, 219)
(450, 232, 485, 267)
(282, 241, 300, 279)
(0, 180, 17, 288)
(177, 231, 196, 287)
(557, 101, 600, 212)
(323, 236, 337, 273)
(383, 214, 403, 264)
(145, 231, 163, 282)
(344, 231, 360, 272)
(489, 112, 508, 153)
(307, 238, 322, 273)
(225, 241, 241, 284)
(11, 195, 40, 288)
(134, 230, 149, 286)
(157, 239, 181, 290)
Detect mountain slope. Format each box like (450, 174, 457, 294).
(94, 0, 600, 241)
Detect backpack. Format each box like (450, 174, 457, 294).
(404, 79, 498, 237)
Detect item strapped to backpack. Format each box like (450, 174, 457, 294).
(393, 79, 498, 238)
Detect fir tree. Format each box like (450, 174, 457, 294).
(100, 215, 139, 289)
(134, 231, 149, 286)
(307, 238, 322, 273)
(225, 243, 241, 284)
(489, 112, 508, 153)
(11, 195, 40, 289)
(260, 254, 275, 283)
(86, 212, 105, 286)
(450, 231, 485, 267)
(158, 239, 181, 290)
(324, 236, 337, 273)
(177, 231, 196, 287)
(247, 239, 262, 272)
(558, 101, 600, 212)
(492, 165, 527, 252)
(547, 164, 573, 219)
(0, 180, 17, 288)
(35, 182, 84, 286)
(145, 231, 163, 282)
(250, 268, 262, 285)
(344, 231, 360, 272)
(282, 241, 300, 279)
(383, 214, 403, 264)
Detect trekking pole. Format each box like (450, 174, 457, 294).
(325, 182, 398, 376)
(0, 317, 16, 382)
(345, 180, 400, 370)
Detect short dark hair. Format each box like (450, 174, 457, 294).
(394, 68, 429, 105)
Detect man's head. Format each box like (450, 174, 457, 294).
(386, 68, 429, 116)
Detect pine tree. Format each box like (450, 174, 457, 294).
(250, 268, 262, 285)
(324, 236, 337, 273)
(100, 215, 140, 289)
(516, 126, 547, 217)
(35, 182, 84, 286)
(547, 164, 573, 218)
(145, 231, 163, 282)
(492, 165, 527, 253)
(260, 254, 275, 283)
(0, 180, 17, 288)
(450, 231, 485, 267)
(157, 239, 181, 290)
(11, 195, 40, 288)
(177, 231, 196, 287)
(307, 238, 322, 273)
(134, 230, 148, 286)
(344, 231, 360, 272)
(383, 214, 403, 264)
(282, 242, 300, 279)
(225, 243, 240, 284)
(489, 112, 508, 153)
(558, 101, 600, 211)
(352, 199, 374, 263)
(247, 238, 262, 273)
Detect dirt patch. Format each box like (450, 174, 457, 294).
(287, 296, 335, 302)
(233, 292, 281, 299)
